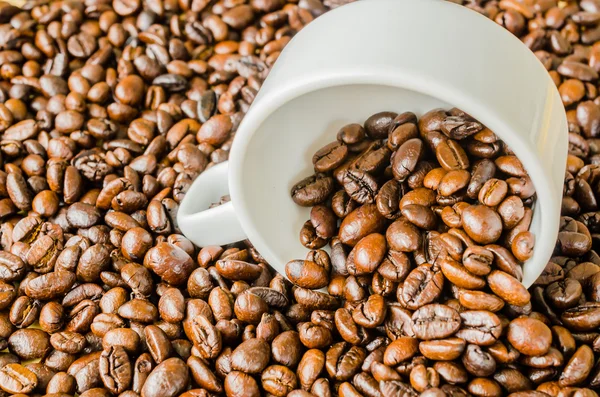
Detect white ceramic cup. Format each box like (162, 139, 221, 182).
(178, 0, 568, 288)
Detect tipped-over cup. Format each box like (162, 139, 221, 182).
(178, 0, 568, 288)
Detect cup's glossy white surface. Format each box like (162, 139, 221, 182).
(178, 0, 568, 288)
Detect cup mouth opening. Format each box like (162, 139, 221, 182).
(229, 68, 562, 285)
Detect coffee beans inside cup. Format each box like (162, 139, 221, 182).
(290, 109, 536, 305)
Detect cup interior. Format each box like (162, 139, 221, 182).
(234, 83, 544, 278)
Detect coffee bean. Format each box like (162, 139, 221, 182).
(488, 270, 531, 307)
(383, 337, 419, 369)
(144, 325, 172, 364)
(225, 371, 260, 397)
(144, 243, 195, 285)
(401, 264, 444, 310)
(392, 138, 424, 181)
(419, 337, 466, 361)
(8, 328, 51, 360)
(313, 142, 349, 173)
(507, 317, 552, 356)
(141, 357, 189, 397)
(0, 363, 37, 394)
(99, 346, 131, 394)
(436, 139, 470, 170)
(343, 169, 378, 204)
(561, 302, 600, 331)
(455, 310, 502, 346)
(326, 342, 366, 381)
(559, 345, 594, 386)
(365, 111, 397, 139)
(338, 203, 386, 246)
(285, 259, 329, 289)
(411, 304, 461, 340)
(231, 338, 270, 373)
(291, 174, 335, 207)
(461, 205, 503, 244)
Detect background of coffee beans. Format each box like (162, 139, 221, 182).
(0, 0, 596, 396)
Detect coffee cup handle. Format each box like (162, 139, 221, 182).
(177, 161, 247, 247)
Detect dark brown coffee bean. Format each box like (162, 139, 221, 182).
(6, 172, 32, 211)
(401, 264, 444, 310)
(326, 342, 366, 381)
(8, 328, 51, 360)
(455, 310, 502, 346)
(462, 343, 496, 377)
(9, 295, 40, 328)
(185, 314, 222, 359)
(365, 111, 397, 139)
(419, 337, 466, 361)
(144, 243, 195, 285)
(51, 332, 86, 354)
(118, 299, 157, 323)
(411, 304, 461, 340)
(285, 259, 330, 289)
(141, 357, 189, 397)
(0, 363, 37, 394)
(145, 325, 172, 364)
(506, 317, 552, 356)
(436, 139, 469, 170)
(230, 338, 270, 374)
(343, 169, 378, 204)
(339, 204, 386, 246)
(383, 337, 419, 366)
(99, 346, 131, 394)
(392, 138, 424, 181)
(216, 259, 262, 281)
(559, 345, 594, 386)
(313, 142, 349, 173)
(461, 205, 503, 244)
(488, 270, 531, 307)
(291, 174, 334, 207)
(225, 370, 260, 397)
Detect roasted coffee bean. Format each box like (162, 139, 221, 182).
(0, 363, 37, 394)
(99, 346, 131, 394)
(8, 328, 51, 360)
(231, 338, 270, 373)
(144, 242, 195, 285)
(559, 345, 594, 386)
(141, 357, 189, 397)
(339, 204, 386, 246)
(411, 304, 461, 340)
(225, 370, 260, 397)
(419, 337, 466, 361)
(488, 270, 531, 306)
(326, 342, 366, 381)
(392, 138, 424, 181)
(507, 317, 552, 356)
(455, 310, 502, 346)
(292, 174, 334, 207)
(185, 314, 222, 359)
(144, 325, 172, 364)
(401, 264, 444, 310)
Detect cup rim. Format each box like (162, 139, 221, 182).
(229, 66, 561, 285)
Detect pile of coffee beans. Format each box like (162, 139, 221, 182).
(0, 0, 597, 396)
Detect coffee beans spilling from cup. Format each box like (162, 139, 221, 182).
(0, 0, 596, 396)
(291, 109, 536, 296)
(292, 108, 534, 292)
